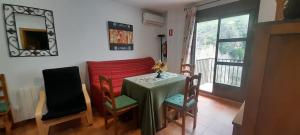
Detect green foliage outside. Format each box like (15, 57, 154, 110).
(196, 15, 249, 61)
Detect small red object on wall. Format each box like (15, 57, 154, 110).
(169, 29, 173, 36)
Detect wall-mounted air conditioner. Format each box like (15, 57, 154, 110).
(143, 12, 165, 27)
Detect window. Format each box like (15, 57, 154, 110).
(195, 14, 250, 88)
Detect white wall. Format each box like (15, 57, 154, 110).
(0, 0, 162, 122)
(258, 0, 277, 22)
(166, 7, 185, 73)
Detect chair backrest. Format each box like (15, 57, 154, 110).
(180, 64, 195, 77)
(99, 75, 116, 111)
(0, 74, 9, 104)
(183, 73, 201, 109)
(180, 57, 194, 76)
(42, 66, 86, 112)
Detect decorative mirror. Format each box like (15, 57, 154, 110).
(3, 4, 58, 57)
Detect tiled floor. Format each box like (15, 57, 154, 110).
(0, 95, 241, 135)
(199, 83, 213, 93)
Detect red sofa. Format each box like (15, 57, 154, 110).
(87, 57, 155, 113)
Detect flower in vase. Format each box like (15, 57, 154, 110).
(152, 60, 168, 73)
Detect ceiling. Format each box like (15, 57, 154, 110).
(112, 0, 205, 13)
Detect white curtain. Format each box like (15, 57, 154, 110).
(181, 7, 197, 64)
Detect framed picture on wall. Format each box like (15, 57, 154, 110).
(108, 21, 133, 50)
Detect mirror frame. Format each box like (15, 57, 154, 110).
(3, 4, 58, 57)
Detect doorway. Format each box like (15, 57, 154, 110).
(194, 14, 250, 101)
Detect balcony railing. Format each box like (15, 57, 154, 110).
(195, 58, 243, 87)
(195, 58, 215, 85)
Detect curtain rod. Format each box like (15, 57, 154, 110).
(184, 0, 221, 10)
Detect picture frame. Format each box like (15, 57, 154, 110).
(108, 21, 133, 50)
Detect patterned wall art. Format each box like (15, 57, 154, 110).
(108, 21, 133, 50)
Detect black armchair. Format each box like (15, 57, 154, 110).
(35, 66, 93, 135)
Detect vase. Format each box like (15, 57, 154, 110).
(156, 72, 161, 78)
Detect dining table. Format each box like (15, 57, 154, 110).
(121, 72, 186, 135)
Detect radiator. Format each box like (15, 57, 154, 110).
(13, 87, 40, 122)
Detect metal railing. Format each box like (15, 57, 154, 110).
(195, 58, 215, 85)
(195, 58, 243, 87)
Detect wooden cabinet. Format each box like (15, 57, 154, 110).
(241, 20, 300, 135)
(232, 102, 244, 135)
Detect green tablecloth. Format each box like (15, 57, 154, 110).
(121, 72, 186, 135)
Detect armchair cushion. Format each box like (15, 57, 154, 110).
(42, 66, 86, 120)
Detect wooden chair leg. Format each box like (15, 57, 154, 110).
(113, 114, 118, 135)
(36, 119, 45, 135)
(193, 108, 197, 129)
(182, 111, 186, 135)
(36, 124, 44, 135)
(104, 110, 109, 129)
(164, 105, 168, 127)
(5, 126, 12, 135)
(44, 125, 50, 135)
(37, 124, 49, 135)
(5, 116, 12, 135)
(81, 113, 88, 126)
(85, 102, 93, 125)
(85, 111, 93, 126)
(175, 111, 180, 120)
(135, 107, 139, 128)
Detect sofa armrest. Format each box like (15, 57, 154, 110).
(35, 90, 46, 120)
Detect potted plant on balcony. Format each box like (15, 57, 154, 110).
(152, 60, 167, 78)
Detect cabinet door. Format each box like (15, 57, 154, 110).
(242, 21, 300, 135)
(254, 35, 300, 135)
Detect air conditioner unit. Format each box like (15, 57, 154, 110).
(143, 12, 165, 27)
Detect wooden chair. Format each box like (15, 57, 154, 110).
(0, 74, 12, 135)
(99, 75, 138, 135)
(180, 59, 195, 76)
(164, 73, 201, 135)
(35, 67, 93, 135)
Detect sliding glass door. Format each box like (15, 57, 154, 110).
(195, 14, 251, 101)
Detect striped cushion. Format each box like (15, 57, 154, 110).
(164, 93, 196, 109)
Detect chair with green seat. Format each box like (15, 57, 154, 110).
(164, 73, 201, 135)
(99, 75, 138, 135)
(0, 74, 12, 135)
(180, 58, 195, 77)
